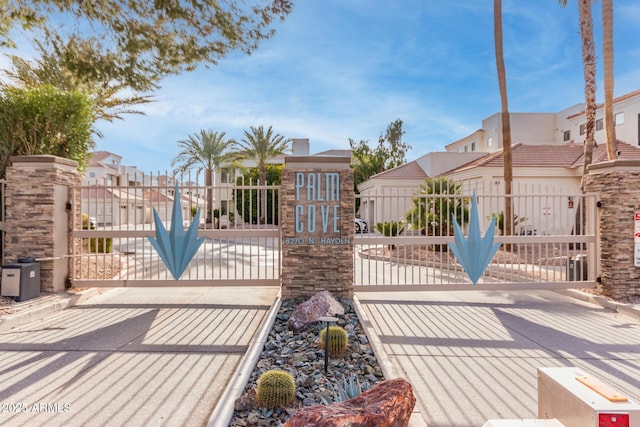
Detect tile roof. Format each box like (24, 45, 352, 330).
(450, 141, 640, 173)
(369, 160, 428, 180)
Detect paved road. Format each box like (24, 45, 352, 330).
(356, 289, 640, 427)
(0, 287, 279, 427)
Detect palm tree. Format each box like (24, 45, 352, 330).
(602, 0, 618, 160)
(171, 130, 238, 224)
(494, 0, 514, 242)
(238, 125, 290, 223)
(559, 0, 597, 189)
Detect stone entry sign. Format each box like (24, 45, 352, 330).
(280, 156, 354, 299)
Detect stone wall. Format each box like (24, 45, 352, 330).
(280, 156, 354, 299)
(4, 155, 81, 292)
(584, 159, 640, 300)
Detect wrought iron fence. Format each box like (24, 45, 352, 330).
(354, 182, 597, 290)
(71, 173, 280, 287)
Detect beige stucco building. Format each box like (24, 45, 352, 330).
(358, 89, 640, 233)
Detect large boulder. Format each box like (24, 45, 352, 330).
(288, 291, 345, 332)
(283, 378, 416, 427)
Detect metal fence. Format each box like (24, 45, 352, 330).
(71, 174, 280, 287)
(354, 182, 597, 291)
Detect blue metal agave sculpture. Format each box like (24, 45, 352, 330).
(148, 184, 204, 280)
(448, 192, 501, 284)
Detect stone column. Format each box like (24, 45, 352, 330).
(583, 159, 640, 300)
(280, 156, 354, 299)
(5, 155, 81, 292)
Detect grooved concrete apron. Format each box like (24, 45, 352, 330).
(0, 287, 279, 427)
(355, 290, 640, 427)
(0, 288, 639, 427)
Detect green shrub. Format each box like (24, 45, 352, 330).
(319, 325, 349, 357)
(89, 237, 112, 253)
(256, 370, 296, 409)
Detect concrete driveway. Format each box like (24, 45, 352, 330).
(0, 287, 279, 427)
(355, 289, 640, 427)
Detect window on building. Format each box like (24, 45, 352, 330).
(221, 168, 230, 183)
(579, 124, 585, 136)
(596, 118, 604, 131)
(464, 145, 468, 152)
(471, 142, 476, 151)
(563, 130, 570, 141)
(487, 137, 493, 147)
(221, 200, 228, 215)
(89, 172, 96, 178)
(615, 112, 625, 125)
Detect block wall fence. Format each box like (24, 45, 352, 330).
(585, 159, 640, 300)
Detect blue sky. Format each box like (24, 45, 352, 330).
(84, 0, 639, 172)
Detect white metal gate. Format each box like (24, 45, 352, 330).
(71, 176, 280, 287)
(354, 183, 598, 291)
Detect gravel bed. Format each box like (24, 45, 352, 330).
(229, 298, 385, 426)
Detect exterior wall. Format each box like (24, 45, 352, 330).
(280, 156, 354, 299)
(446, 91, 640, 154)
(358, 182, 423, 228)
(607, 94, 640, 147)
(5, 155, 81, 292)
(584, 160, 640, 300)
(445, 167, 583, 235)
(415, 152, 485, 177)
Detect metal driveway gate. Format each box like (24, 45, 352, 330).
(71, 176, 280, 287)
(354, 183, 598, 291)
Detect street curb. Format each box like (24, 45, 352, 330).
(558, 289, 640, 321)
(206, 291, 282, 427)
(353, 295, 429, 427)
(0, 288, 103, 332)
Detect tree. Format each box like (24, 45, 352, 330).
(235, 164, 283, 225)
(171, 130, 238, 225)
(406, 178, 469, 250)
(494, 0, 514, 242)
(3, 45, 152, 129)
(0, 85, 94, 177)
(559, 0, 597, 189)
(238, 125, 290, 223)
(1, 1, 293, 93)
(602, 0, 618, 160)
(350, 119, 411, 191)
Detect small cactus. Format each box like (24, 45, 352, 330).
(256, 370, 296, 409)
(319, 325, 349, 357)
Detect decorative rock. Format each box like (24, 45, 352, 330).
(288, 291, 345, 332)
(283, 378, 416, 427)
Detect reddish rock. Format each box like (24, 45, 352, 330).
(288, 291, 345, 332)
(283, 378, 416, 427)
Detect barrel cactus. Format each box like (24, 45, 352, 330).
(256, 369, 296, 409)
(319, 325, 349, 357)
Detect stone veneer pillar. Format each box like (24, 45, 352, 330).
(280, 156, 354, 299)
(5, 155, 81, 292)
(583, 159, 640, 300)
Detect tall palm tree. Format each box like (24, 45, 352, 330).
(602, 0, 618, 160)
(238, 125, 290, 223)
(494, 0, 513, 242)
(560, 0, 597, 189)
(171, 130, 238, 224)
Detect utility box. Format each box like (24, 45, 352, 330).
(567, 255, 588, 281)
(1, 258, 40, 302)
(538, 367, 640, 427)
